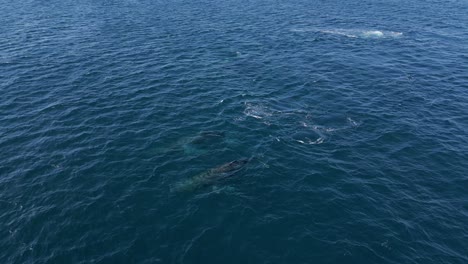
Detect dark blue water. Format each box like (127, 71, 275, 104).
(1, 0, 468, 263)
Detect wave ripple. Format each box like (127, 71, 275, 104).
(1, 0, 468, 263)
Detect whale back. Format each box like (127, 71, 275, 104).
(212, 159, 249, 175)
(171, 158, 249, 192)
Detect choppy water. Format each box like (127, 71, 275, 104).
(1, 0, 468, 263)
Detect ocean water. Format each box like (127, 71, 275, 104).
(1, 0, 468, 263)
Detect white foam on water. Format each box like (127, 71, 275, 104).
(347, 117, 360, 127)
(321, 29, 358, 38)
(388, 31, 404, 37)
(311, 125, 332, 135)
(363, 30, 384, 38)
(361, 30, 403, 38)
(290, 28, 313, 33)
(243, 103, 273, 120)
(295, 137, 325, 145)
(314, 137, 325, 144)
(327, 29, 403, 39)
(292, 27, 403, 39)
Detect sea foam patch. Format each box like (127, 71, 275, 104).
(321, 29, 403, 38)
(292, 28, 403, 39)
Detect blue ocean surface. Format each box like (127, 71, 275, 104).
(1, 0, 467, 263)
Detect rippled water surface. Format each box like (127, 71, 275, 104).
(1, 0, 468, 263)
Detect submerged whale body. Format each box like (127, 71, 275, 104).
(181, 131, 226, 155)
(189, 131, 225, 145)
(171, 159, 249, 192)
(152, 131, 226, 156)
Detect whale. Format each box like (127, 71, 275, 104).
(171, 159, 249, 192)
(188, 131, 225, 145)
(150, 131, 226, 156)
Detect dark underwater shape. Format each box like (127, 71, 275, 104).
(171, 159, 249, 192)
(151, 131, 226, 155)
(188, 131, 226, 145)
(181, 131, 227, 155)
